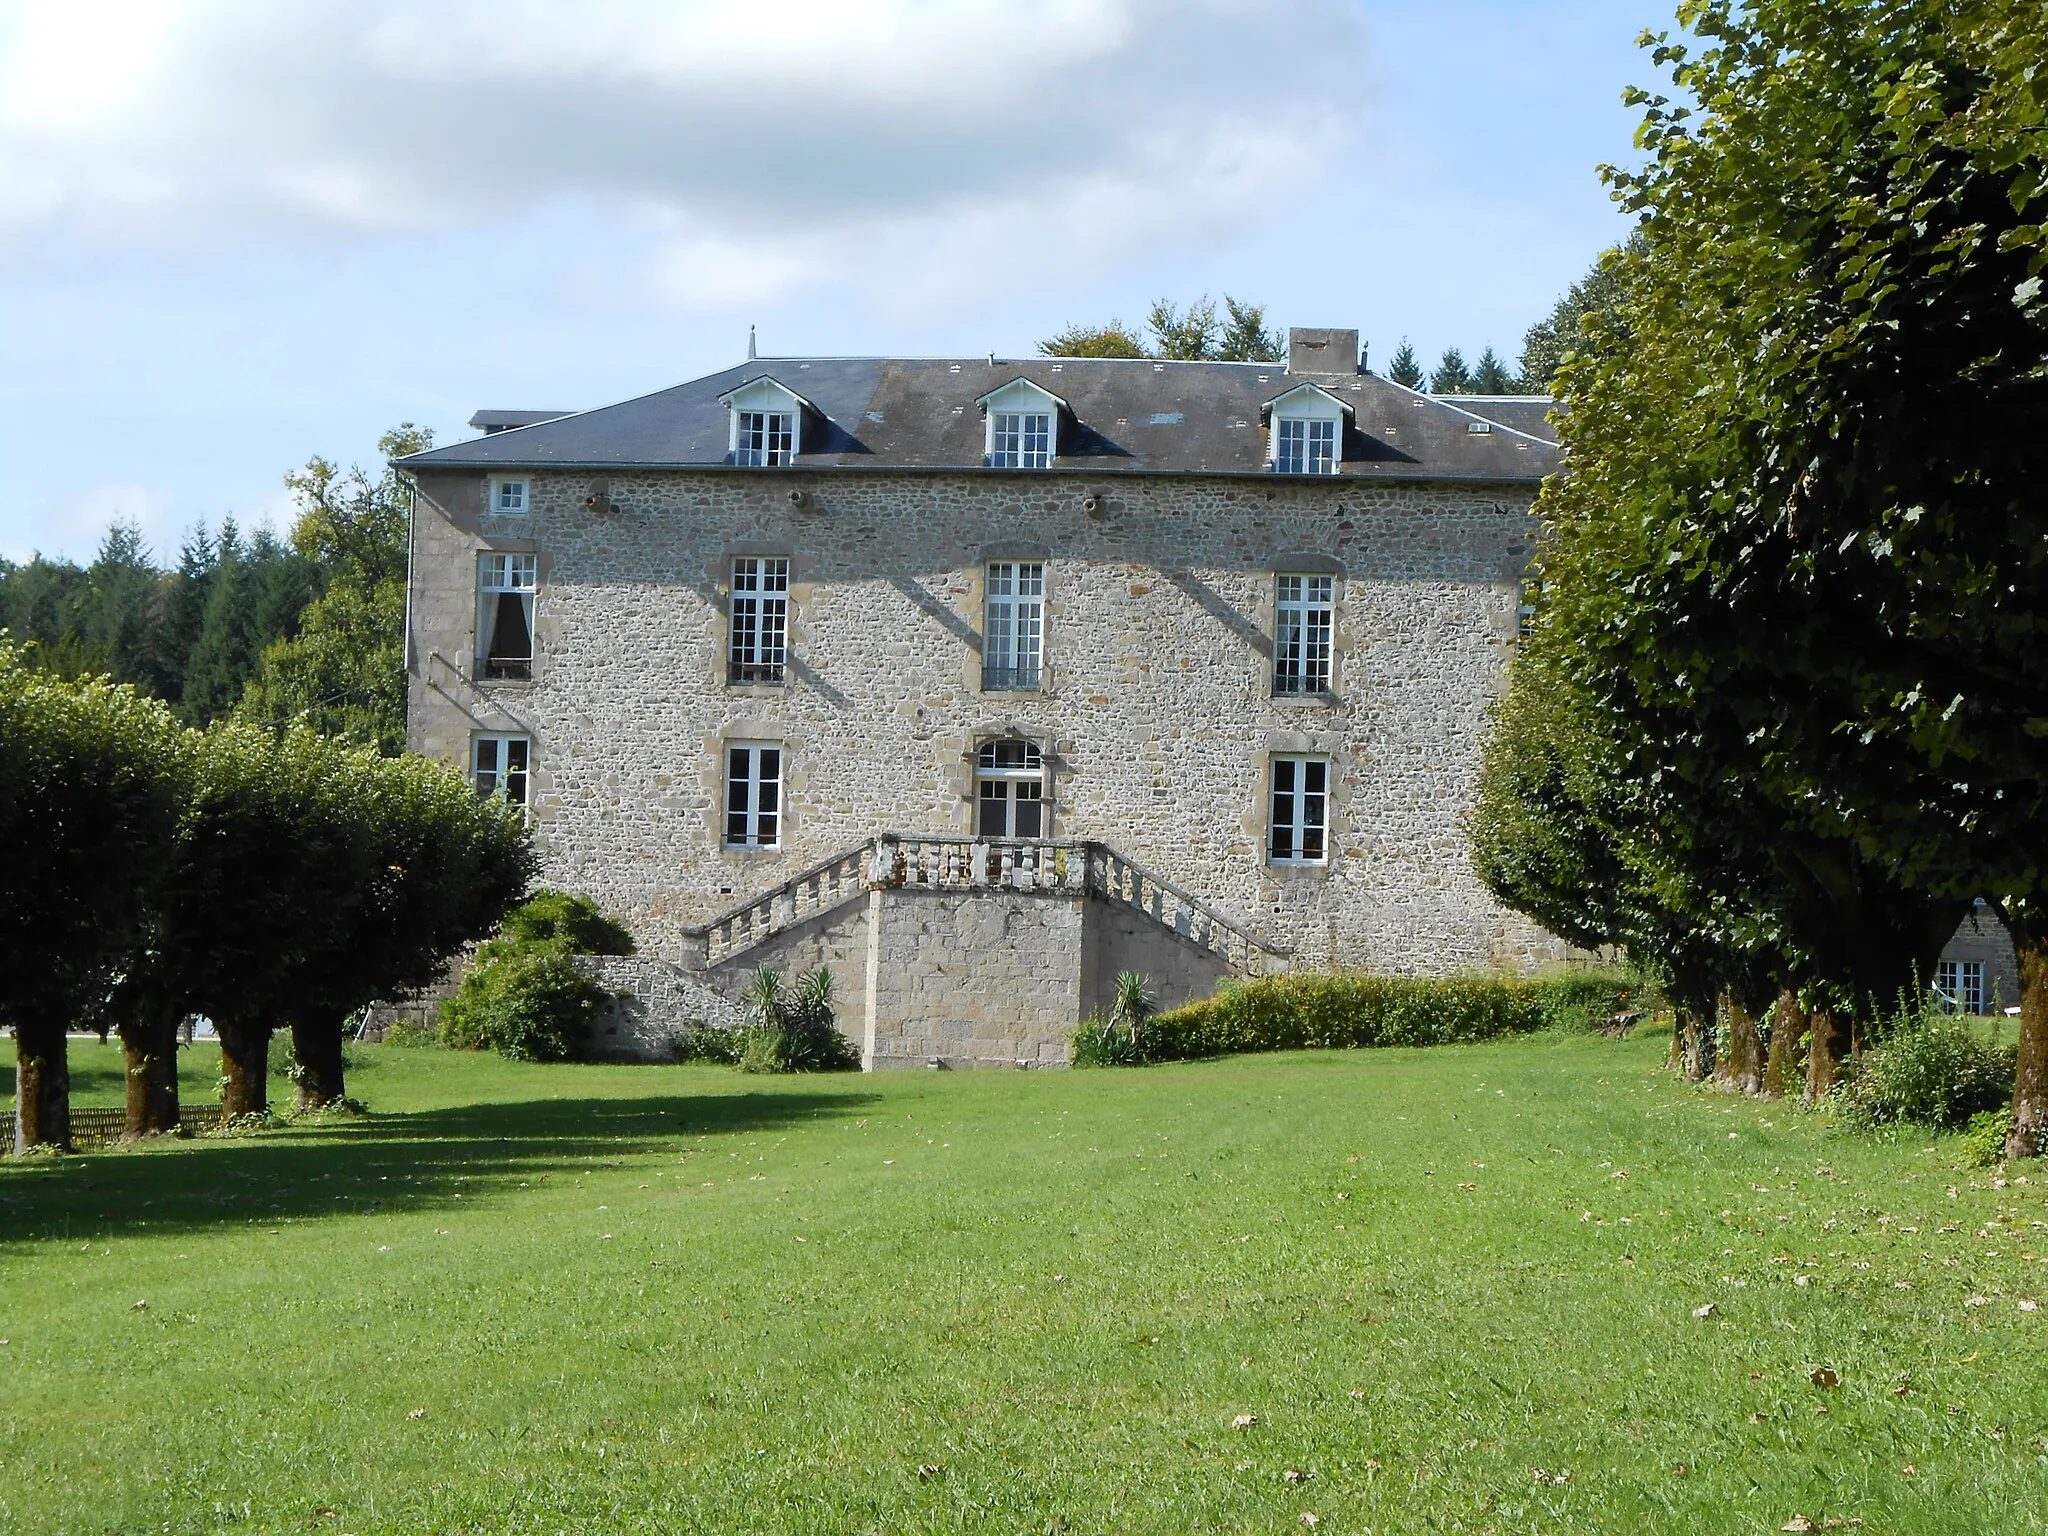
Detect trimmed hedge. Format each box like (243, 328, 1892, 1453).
(1140, 970, 1632, 1063)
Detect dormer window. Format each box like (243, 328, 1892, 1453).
(1263, 383, 1352, 476)
(719, 376, 818, 466)
(976, 377, 1067, 469)
(991, 412, 1051, 468)
(737, 411, 795, 466)
(1275, 419, 1336, 475)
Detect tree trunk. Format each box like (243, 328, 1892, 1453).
(1763, 989, 1806, 1099)
(2007, 928, 2048, 1162)
(1806, 1008, 1839, 1100)
(291, 1017, 348, 1111)
(1677, 1007, 1715, 1080)
(1719, 991, 1764, 1095)
(12, 1021, 71, 1152)
(119, 1001, 184, 1137)
(216, 1021, 270, 1121)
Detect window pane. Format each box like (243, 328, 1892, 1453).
(1013, 781, 1043, 839)
(978, 781, 1008, 838)
(726, 747, 752, 844)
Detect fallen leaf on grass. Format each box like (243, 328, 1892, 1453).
(1783, 1520, 1815, 1533)
(1692, 1303, 1717, 1319)
(130, 1300, 147, 1312)
(916, 1464, 944, 1481)
(1283, 1469, 1313, 1485)
(406, 1408, 426, 1421)
(1530, 1467, 1571, 1485)
(1232, 1414, 1259, 1429)
(1811, 1367, 1841, 1389)
(1901, 1465, 1918, 1478)
(2019, 1300, 2038, 1312)
(1299, 1515, 1319, 1529)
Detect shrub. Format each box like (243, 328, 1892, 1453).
(1833, 1005, 2015, 1135)
(1138, 969, 1632, 1064)
(736, 965, 856, 1073)
(677, 1022, 742, 1065)
(382, 1016, 437, 1048)
(1071, 1010, 1145, 1067)
(499, 889, 636, 956)
(437, 948, 609, 1062)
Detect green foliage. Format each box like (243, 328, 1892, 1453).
(736, 965, 856, 1073)
(1428, 347, 1470, 394)
(1958, 1108, 2016, 1168)
(676, 1023, 742, 1065)
(1070, 1010, 1145, 1067)
(1036, 321, 1148, 359)
(1039, 296, 1283, 362)
(239, 425, 429, 753)
(1385, 339, 1424, 389)
(1139, 970, 1634, 1063)
(1470, 346, 1515, 393)
(436, 947, 607, 1062)
(500, 890, 636, 956)
(1515, 232, 1643, 392)
(1833, 1006, 2016, 1135)
(1531, 970, 1638, 1033)
(0, 645, 189, 1039)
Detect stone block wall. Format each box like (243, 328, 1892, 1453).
(1940, 906, 2020, 1014)
(406, 465, 1568, 978)
(1081, 897, 1235, 1019)
(579, 956, 751, 1060)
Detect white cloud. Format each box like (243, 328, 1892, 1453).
(0, 0, 1365, 312)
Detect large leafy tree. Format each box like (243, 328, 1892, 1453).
(0, 648, 186, 1149)
(1039, 296, 1284, 362)
(1531, 0, 2048, 1152)
(240, 426, 429, 754)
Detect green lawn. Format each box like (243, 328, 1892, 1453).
(2, 1033, 2043, 1535)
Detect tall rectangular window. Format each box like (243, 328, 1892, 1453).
(1274, 574, 1334, 695)
(983, 561, 1044, 690)
(724, 743, 782, 848)
(729, 557, 789, 684)
(473, 735, 530, 806)
(477, 553, 538, 680)
(1275, 417, 1337, 474)
(990, 412, 1052, 468)
(736, 411, 795, 466)
(1268, 756, 1328, 864)
(491, 478, 529, 514)
(1936, 959, 1985, 1014)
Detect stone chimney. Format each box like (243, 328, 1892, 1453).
(1287, 327, 1360, 375)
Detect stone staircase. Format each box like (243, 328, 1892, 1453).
(677, 834, 1291, 980)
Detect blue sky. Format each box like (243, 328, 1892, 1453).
(0, 1, 1657, 564)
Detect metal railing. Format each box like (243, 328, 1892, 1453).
(727, 660, 786, 686)
(681, 833, 1290, 978)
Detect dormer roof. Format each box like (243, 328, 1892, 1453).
(1258, 381, 1356, 423)
(717, 374, 820, 415)
(974, 376, 1069, 415)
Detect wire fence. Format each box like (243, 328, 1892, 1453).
(2, 1103, 224, 1150)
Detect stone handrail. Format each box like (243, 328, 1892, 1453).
(681, 833, 1290, 977)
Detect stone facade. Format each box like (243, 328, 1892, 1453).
(406, 466, 1566, 984)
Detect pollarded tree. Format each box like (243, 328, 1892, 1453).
(0, 646, 187, 1148)
(283, 749, 535, 1108)
(1537, 0, 2048, 1149)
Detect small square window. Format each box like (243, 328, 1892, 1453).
(725, 743, 782, 848)
(491, 478, 529, 515)
(1268, 755, 1328, 864)
(473, 734, 530, 805)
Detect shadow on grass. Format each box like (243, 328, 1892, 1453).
(0, 1088, 879, 1246)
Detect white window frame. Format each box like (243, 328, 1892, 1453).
(983, 561, 1044, 690)
(729, 556, 789, 685)
(488, 476, 530, 515)
(724, 742, 783, 849)
(734, 411, 796, 467)
(1274, 574, 1334, 695)
(989, 412, 1052, 469)
(975, 738, 1046, 840)
(1274, 416, 1337, 475)
(476, 552, 538, 680)
(1268, 755, 1329, 865)
(1936, 959, 1985, 1014)
(473, 734, 531, 806)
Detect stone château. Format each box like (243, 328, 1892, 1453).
(397, 328, 1574, 1065)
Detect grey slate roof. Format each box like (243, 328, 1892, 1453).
(1438, 395, 1560, 443)
(467, 408, 577, 433)
(405, 358, 1560, 482)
